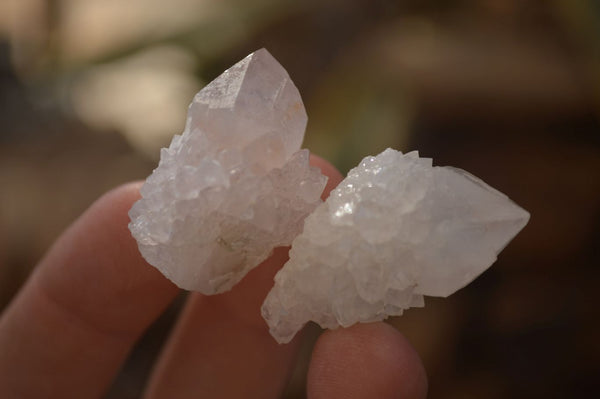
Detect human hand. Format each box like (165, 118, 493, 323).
(0, 155, 427, 399)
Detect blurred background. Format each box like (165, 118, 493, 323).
(1, 0, 599, 397)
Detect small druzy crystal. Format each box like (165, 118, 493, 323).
(262, 148, 530, 343)
(128, 49, 327, 294)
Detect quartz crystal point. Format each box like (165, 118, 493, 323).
(128, 49, 327, 294)
(262, 148, 530, 343)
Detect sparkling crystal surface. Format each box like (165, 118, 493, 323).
(128, 49, 327, 293)
(262, 148, 530, 343)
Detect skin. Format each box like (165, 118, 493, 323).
(0, 155, 427, 398)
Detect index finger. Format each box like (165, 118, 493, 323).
(0, 183, 179, 398)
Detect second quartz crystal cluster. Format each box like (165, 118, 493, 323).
(262, 149, 530, 343)
(129, 49, 327, 293)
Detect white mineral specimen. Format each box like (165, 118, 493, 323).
(128, 49, 327, 294)
(262, 148, 530, 343)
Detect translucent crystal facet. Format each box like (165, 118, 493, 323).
(128, 49, 327, 294)
(262, 148, 530, 343)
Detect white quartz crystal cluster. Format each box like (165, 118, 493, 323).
(262, 148, 530, 343)
(129, 49, 327, 293)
